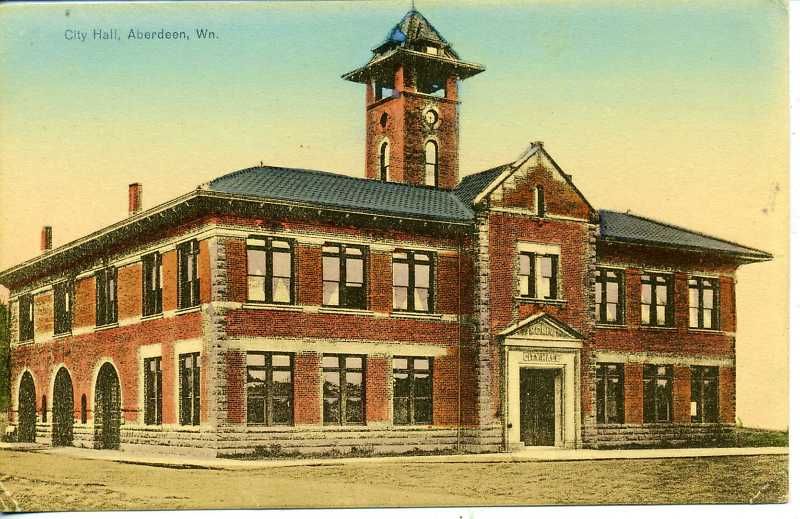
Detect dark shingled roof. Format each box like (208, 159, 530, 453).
(207, 165, 473, 222)
(453, 163, 509, 205)
(599, 210, 772, 259)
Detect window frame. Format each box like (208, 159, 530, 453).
(321, 243, 367, 309)
(392, 250, 434, 313)
(595, 268, 624, 325)
(246, 351, 294, 426)
(595, 363, 624, 424)
(178, 352, 201, 426)
(322, 354, 366, 426)
(640, 273, 674, 327)
(53, 280, 73, 335)
(392, 356, 433, 426)
(142, 252, 163, 317)
(177, 240, 200, 309)
(643, 364, 673, 423)
(144, 356, 163, 425)
(18, 293, 34, 342)
(424, 140, 439, 187)
(95, 266, 118, 327)
(691, 366, 719, 423)
(689, 276, 720, 330)
(246, 236, 295, 305)
(518, 252, 559, 300)
(533, 185, 545, 217)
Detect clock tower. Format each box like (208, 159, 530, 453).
(343, 8, 484, 189)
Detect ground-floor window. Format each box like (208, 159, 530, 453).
(144, 357, 162, 425)
(179, 352, 201, 425)
(247, 352, 293, 426)
(691, 366, 719, 423)
(392, 357, 433, 425)
(595, 363, 624, 424)
(643, 365, 672, 423)
(322, 354, 364, 425)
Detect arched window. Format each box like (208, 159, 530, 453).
(81, 394, 88, 424)
(42, 395, 47, 422)
(424, 140, 438, 187)
(379, 141, 390, 181)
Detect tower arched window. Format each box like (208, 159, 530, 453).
(379, 141, 390, 181)
(424, 140, 438, 187)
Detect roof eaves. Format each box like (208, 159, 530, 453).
(598, 235, 773, 263)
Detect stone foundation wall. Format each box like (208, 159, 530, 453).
(583, 423, 734, 448)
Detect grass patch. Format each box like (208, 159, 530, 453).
(729, 427, 788, 448)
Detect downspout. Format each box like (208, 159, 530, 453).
(456, 237, 462, 452)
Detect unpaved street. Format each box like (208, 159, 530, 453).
(0, 450, 788, 511)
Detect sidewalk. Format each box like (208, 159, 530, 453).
(0, 442, 788, 471)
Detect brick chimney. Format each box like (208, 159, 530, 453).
(128, 183, 142, 215)
(40, 226, 52, 253)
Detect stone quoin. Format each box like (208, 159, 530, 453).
(1, 8, 772, 457)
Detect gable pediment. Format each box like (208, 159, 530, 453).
(499, 313, 584, 341)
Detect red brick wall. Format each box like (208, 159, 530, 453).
(672, 366, 692, 423)
(368, 251, 392, 314)
(9, 312, 202, 425)
(117, 263, 142, 321)
(73, 277, 96, 329)
(500, 163, 593, 221)
(719, 366, 736, 423)
(293, 352, 321, 425)
(225, 350, 246, 424)
(297, 244, 322, 306)
(365, 355, 390, 423)
(199, 239, 212, 304)
(162, 250, 178, 312)
(34, 291, 54, 337)
(624, 363, 643, 424)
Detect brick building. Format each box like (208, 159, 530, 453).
(1, 9, 771, 456)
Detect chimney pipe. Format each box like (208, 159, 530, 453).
(129, 183, 142, 215)
(41, 226, 52, 253)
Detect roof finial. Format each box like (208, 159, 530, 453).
(411, 0, 416, 11)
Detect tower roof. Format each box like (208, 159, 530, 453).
(342, 8, 484, 83)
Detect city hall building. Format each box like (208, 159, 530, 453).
(1, 10, 771, 456)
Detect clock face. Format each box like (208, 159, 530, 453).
(424, 109, 438, 126)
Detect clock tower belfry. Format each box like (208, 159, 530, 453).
(343, 8, 484, 189)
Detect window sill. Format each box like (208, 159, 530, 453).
(175, 305, 201, 316)
(53, 331, 73, 339)
(390, 311, 443, 321)
(141, 312, 163, 322)
(639, 325, 678, 331)
(688, 328, 724, 334)
(321, 423, 369, 429)
(95, 322, 119, 331)
(594, 323, 627, 330)
(515, 297, 567, 306)
(245, 424, 296, 431)
(319, 307, 374, 317)
(243, 303, 303, 312)
(17, 339, 34, 346)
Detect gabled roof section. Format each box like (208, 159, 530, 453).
(206, 165, 474, 223)
(465, 142, 595, 214)
(453, 163, 510, 206)
(599, 210, 773, 261)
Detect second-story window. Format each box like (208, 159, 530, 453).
(424, 140, 438, 187)
(640, 273, 673, 327)
(96, 267, 117, 326)
(595, 269, 623, 325)
(54, 281, 73, 335)
(247, 237, 294, 304)
(322, 244, 366, 309)
(392, 251, 433, 313)
(689, 277, 719, 330)
(518, 252, 558, 300)
(142, 252, 163, 317)
(19, 293, 34, 342)
(178, 240, 200, 309)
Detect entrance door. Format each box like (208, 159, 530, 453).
(94, 363, 121, 449)
(519, 369, 556, 446)
(18, 372, 36, 443)
(52, 368, 74, 447)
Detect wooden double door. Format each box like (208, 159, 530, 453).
(519, 368, 558, 446)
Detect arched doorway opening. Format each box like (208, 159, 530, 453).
(94, 363, 121, 449)
(18, 372, 36, 443)
(52, 367, 74, 446)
